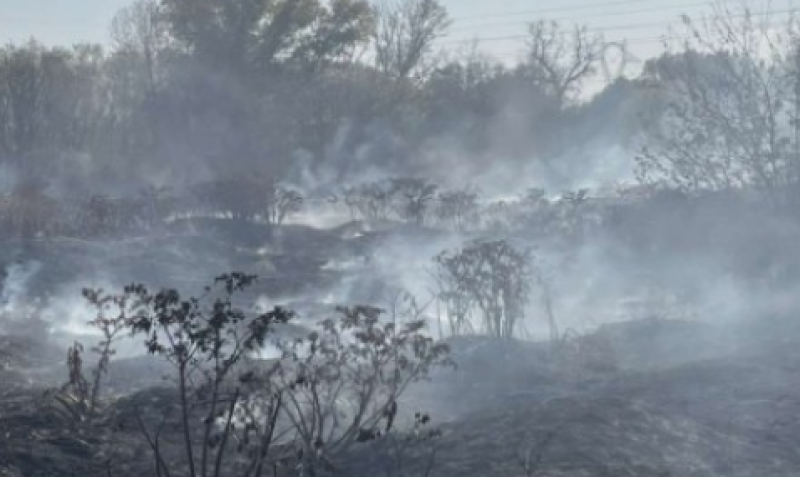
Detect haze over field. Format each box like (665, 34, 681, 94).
(3, 1, 800, 476)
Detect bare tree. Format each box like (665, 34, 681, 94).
(0, 42, 107, 169)
(343, 180, 394, 221)
(555, 188, 596, 242)
(372, 0, 451, 79)
(436, 187, 480, 231)
(110, 0, 171, 93)
(268, 305, 452, 474)
(429, 263, 476, 337)
(185, 177, 302, 224)
(266, 185, 304, 226)
(636, 4, 800, 207)
(434, 240, 534, 340)
(524, 20, 602, 105)
(389, 177, 437, 225)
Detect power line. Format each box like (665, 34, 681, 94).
(481, 30, 728, 60)
(440, 7, 797, 46)
(450, 0, 729, 22)
(450, 0, 722, 33)
(470, 18, 800, 74)
(447, 19, 684, 43)
(442, 28, 672, 46)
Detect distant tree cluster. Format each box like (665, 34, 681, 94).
(188, 176, 303, 224)
(0, 0, 621, 200)
(636, 5, 800, 209)
(342, 177, 438, 225)
(340, 177, 603, 238)
(2, 0, 794, 216)
(0, 176, 304, 238)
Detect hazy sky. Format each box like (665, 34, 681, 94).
(0, 0, 790, 86)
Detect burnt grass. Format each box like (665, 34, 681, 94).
(3, 220, 800, 476)
(342, 320, 800, 477)
(4, 317, 800, 477)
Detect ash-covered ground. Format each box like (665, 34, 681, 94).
(7, 0, 800, 475)
(1, 204, 800, 477)
(5, 307, 800, 476)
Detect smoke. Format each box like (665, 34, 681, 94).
(0, 22, 793, 385)
(0, 260, 43, 320)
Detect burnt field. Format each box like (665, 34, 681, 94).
(6, 292, 800, 477)
(6, 0, 800, 475)
(3, 182, 800, 477)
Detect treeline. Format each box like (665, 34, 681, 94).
(0, 165, 644, 242)
(0, 176, 305, 238)
(0, 0, 644, 195)
(3, 0, 797, 214)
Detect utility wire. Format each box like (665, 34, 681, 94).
(450, 0, 737, 21)
(450, 0, 724, 32)
(461, 16, 796, 76)
(440, 7, 796, 45)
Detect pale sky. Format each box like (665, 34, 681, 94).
(0, 0, 793, 88)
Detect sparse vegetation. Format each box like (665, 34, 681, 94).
(49, 288, 136, 423)
(344, 181, 394, 222)
(636, 4, 800, 209)
(117, 273, 292, 477)
(389, 177, 438, 226)
(435, 187, 480, 231)
(7, 1, 800, 477)
(269, 305, 452, 473)
(434, 240, 534, 340)
(37, 273, 453, 477)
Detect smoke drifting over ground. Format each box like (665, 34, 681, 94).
(5, 1, 800, 476)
